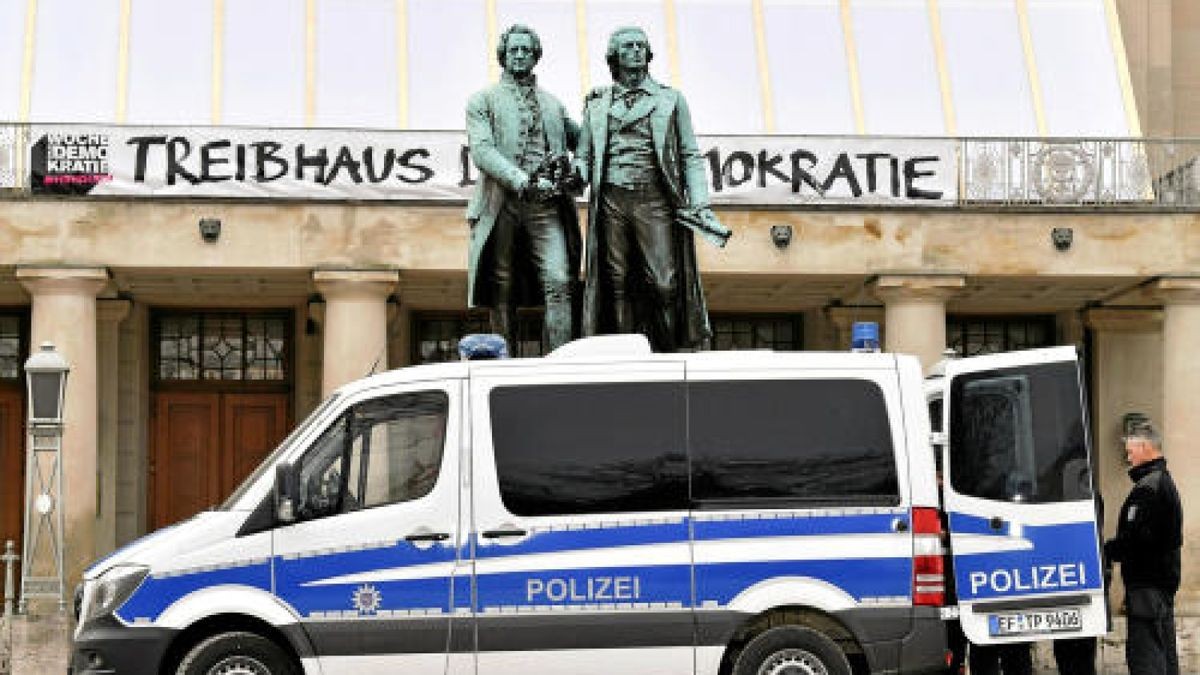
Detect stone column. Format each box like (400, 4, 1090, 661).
(95, 299, 130, 557)
(1157, 278, 1200, 616)
(16, 267, 109, 590)
(873, 275, 965, 371)
(1083, 308, 1163, 588)
(313, 270, 398, 396)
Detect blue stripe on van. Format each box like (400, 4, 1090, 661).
(116, 560, 272, 623)
(116, 513, 917, 624)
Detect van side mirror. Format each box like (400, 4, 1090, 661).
(275, 462, 299, 524)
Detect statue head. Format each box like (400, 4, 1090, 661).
(605, 26, 654, 79)
(497, 24, 543, 78)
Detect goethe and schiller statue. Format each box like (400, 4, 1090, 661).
(465, 25, 730, 353)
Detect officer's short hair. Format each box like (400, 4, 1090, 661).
(497, 24, 543, 68)
(1124, 419, 1163, 453)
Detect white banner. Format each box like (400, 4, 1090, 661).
(25, 126, 957, 206)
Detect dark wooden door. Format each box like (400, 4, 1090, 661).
(0, 389, 25, 553)
(221, 394, 288, 494)
(152, 392, 289, 529)
(153, 393, 221, 529)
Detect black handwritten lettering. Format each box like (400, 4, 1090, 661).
(127, 136, 167, 183)
(294, 144, 328, 183)
(820, 153, 862, 197)
(704, 148, 723, 192)
(166, 138, 200, 186)
(253, 142, 287, 182)
(459, 146, 477, 188)
(325, 146, 364, 185)
(856, 153, 890, 194)
(723, 151, 754, 188)
(200, 140, 232, 182)
(397, 148, 434, 184)
(789, 150, 823, 195)
(363, 148, 396, 183)
(904, 156, 942, 200)
(757, 151, 789, 187)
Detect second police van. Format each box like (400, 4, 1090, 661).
(71, 334, 1107, 675)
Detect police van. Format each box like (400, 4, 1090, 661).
(71, 335, 1106, 675)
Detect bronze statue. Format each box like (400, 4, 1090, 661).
(573, 26, 730, 352)
(465, 24, 581, 352)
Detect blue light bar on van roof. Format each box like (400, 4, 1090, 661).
(851, 321, 880, 353)
(458, 333, 509, 360)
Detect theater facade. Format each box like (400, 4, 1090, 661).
(0, 0, 1198, 662)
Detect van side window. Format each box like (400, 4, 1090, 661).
(490, 382, 687, 516)
(297, 391, 447, 518)
(950, 362, 1090, 503)
(689, 379, 900, 506)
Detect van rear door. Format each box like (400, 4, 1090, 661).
(941, 347, 1106, 645)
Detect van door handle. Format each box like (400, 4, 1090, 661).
(989, 516, 1006, 531)
(481, 528, 527, 539)
(405, 532, 450, 543)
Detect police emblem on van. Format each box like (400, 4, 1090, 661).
(352, 584, 383, 615)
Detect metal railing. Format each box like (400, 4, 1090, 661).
(959, 138, 1200, 208)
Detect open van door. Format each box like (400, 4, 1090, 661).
(941, 347, 1107, 645)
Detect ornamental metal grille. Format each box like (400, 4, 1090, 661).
(155, 313, 288, 382)
(946, 315, 1055, 357)
(959, 138, 1200, 207)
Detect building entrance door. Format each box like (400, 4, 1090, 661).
(152, 392, 288, 528)
(150, 311, 292, 529)
(0, 388, 25, 554)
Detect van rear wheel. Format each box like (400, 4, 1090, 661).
(733, 625, 852, 675)
(176, 631, 299, 675)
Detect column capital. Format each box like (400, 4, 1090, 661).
(97, 298, 132, 325)
(1083, 308, 1163, 332)
(312, 269, 399, 300)
(873, 274, 966, 302)
(1156, 277, 1200, 304)
(17, 266, 109, 296)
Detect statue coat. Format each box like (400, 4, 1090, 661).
(464, 80, 581, 310)
(574, 78, 712, 348)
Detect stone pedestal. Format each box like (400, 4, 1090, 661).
(873, 275, 965, 371)
(16, 267, 108, 595)
(313, 269, 398, 396)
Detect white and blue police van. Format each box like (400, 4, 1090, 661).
(71, 334, 1106, 675)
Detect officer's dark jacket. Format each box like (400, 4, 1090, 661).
(1104, 457, 1183, 594)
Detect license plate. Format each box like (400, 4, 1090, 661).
(988, 608, 1082, 637)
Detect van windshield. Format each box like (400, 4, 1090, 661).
(219, 393, 342, 510)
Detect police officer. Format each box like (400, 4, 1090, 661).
(1104, 419, 1182, 675)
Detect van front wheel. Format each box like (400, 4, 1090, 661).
(732, 625, 852, 675)
(176, 631, 299, 675)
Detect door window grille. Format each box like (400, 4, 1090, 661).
(155, 312, 289, 382)
(947, 316, 1055, 357)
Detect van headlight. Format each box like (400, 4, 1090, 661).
(80, 565, 149, 624)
